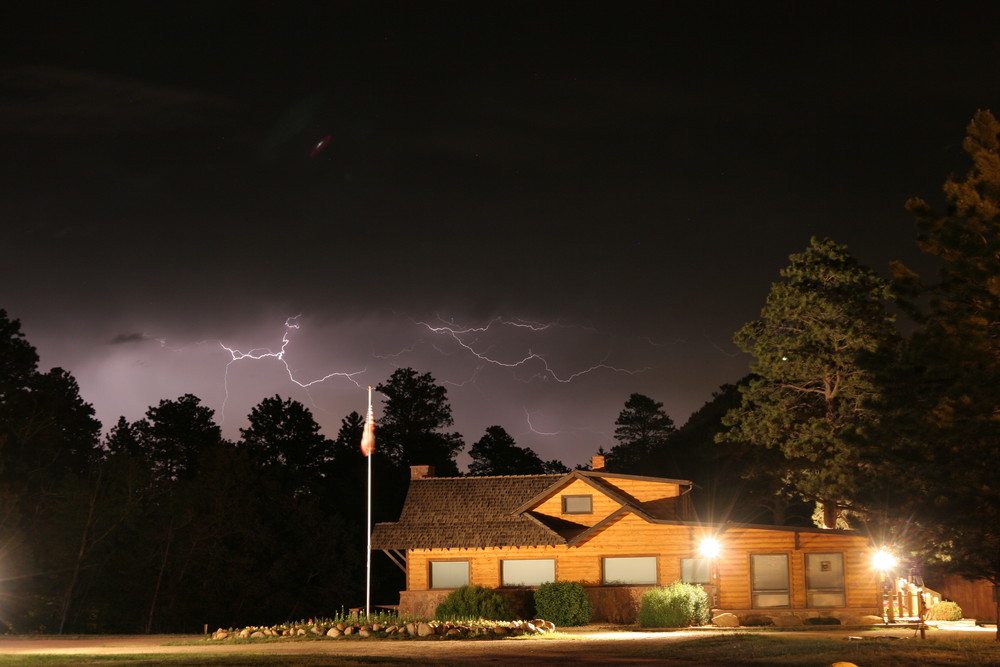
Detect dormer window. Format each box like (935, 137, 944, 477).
(562, 494, 593, 514)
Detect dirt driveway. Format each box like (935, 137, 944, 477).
(0, 625, 994, 665)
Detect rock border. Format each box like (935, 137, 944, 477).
(211, 618, 557, 641)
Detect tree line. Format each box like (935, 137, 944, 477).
(0, 334, 654, 634)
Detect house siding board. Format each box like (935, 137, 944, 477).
(713, 528, 878, 611)
(533, 478, 623, 527)
(597, 478, 680, 504)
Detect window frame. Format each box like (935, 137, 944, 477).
(561, 494, 593, 515)
(680, 557, 712, 585)
(429, 560, 470, 590)
(501, 558, 556, 587)
(602, 555, 658, 585)
(750, 553, 791, 608)
(805, 552, 846, 608)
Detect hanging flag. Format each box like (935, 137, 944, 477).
(361, 387, 376, 456)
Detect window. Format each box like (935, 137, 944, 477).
(502, 559, 555, 587)
(562, 495, 593, 514)
(681, 557, 711, 584)
(430, 561, 469, 589)
(751, 554, 790, 608)
(603, 556, 657, 585)
(805, 553, 846, 607)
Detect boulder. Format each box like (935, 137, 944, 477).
(417, 621, 435, 637)
(359, 627, 372, 638)
(712, 613, 739, 627)
(533, 619, 556, 633)
(239, 629, 251, 638)
(250, 631, 265, 638)
(771, 614, 803, 627)
(326, 627, 342, 638)
(343, 625, 354, 636)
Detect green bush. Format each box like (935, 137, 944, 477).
(637, 581, 710, 628)
(533, 581, 592, 626)
(435, 585, 515, 621)
(926, 600, 963, 621)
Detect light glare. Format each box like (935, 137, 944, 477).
(872, 548, 897, 571)
(699, 536, 721, 559)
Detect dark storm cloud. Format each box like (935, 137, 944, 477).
(0, 66, 234, 137)
(2, 2, 999, 469)
(109, 333, 155, 345)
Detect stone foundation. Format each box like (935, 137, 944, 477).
(711, 609, 882, 627)
(398, 588, 879, 626)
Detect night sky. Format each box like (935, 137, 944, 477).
(2, 2, 997, 468)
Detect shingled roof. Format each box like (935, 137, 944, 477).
(371, 474, 568, 549)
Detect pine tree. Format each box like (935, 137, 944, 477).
(605, 393, 676, 476)
(876, 111, 1000, 635)
(719, 238, 897, 522)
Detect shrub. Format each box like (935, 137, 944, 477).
(926, 600, 963, 621)
(534, 581, 592, 626)
(637, 581, 710, 628)
(435, 585, 515, 621)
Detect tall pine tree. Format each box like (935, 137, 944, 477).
(719, 238, 897, 524)
(874, 110, 1000, 635)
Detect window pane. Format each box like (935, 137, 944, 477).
(681, 558, 711, 584)
(430, 561, 469, 589)
(502, 559, 555, 586)
(806, 553, 845, 607)
(563, 495, 592, 514)
(751, 554, 789, 608)
(603, 556, 657, 584)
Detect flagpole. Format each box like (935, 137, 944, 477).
(362, 385, 375, 620)
(364, 386, 373, 620)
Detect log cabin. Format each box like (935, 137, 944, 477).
(370, 459, 883, 624)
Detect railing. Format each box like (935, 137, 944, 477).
(883, 577, 941, 622)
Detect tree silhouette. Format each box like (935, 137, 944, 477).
(375, 368, 464, 476)
(605, 393, 676, 475)
(468, 425, 553, 475)
(874, 110, 1000, 634)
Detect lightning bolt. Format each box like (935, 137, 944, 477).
(520, 407, 615, 446)
(218, 315, 365, 419)
(415, 315, 653, 382)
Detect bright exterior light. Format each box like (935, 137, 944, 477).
(699, 536, 721, 559)
(872, 548, 897, 572)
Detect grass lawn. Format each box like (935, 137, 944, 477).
(2, 631, 998, 666)
(615, 633, 1000, 666)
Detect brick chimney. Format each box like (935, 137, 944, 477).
(591, 455, 606, 471)
(410, 464, 435, 480)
